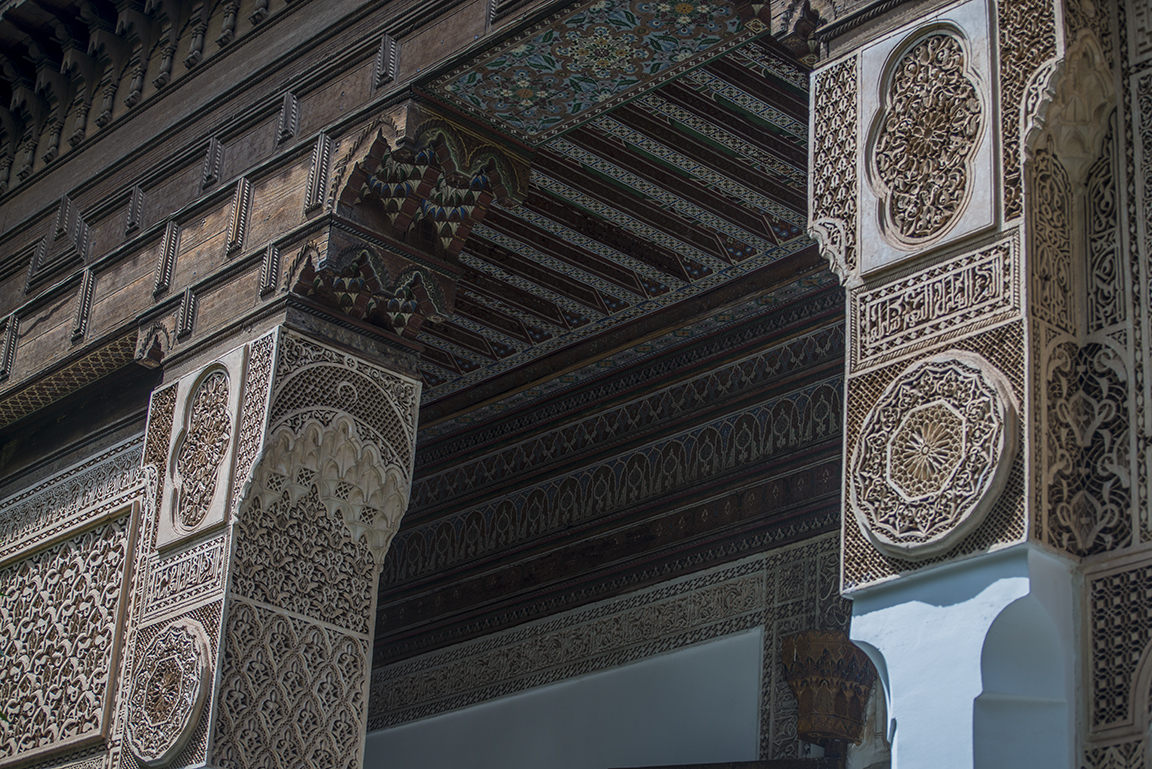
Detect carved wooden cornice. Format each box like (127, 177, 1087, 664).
(781, 629, 877, 745)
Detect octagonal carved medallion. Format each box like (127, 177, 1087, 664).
(850, 352, 1017, 560)
(125, 618, 212, 766)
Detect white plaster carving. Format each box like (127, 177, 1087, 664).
(851, 235, 1020, 370)
(871, 32, 984, 245)
(212, 599, 369, 769)
(0, 515, 133, 767)
(156, 345, 247, 549)
(1134, 0, 1152, 64)
(849, 352, 1018, 559)
(858, 0, 996, 274)
(808, 55, 859, 286)
(143, 534, 227, 621)
(1027, 32, 1117, 183)
(125, 618, 212, 766)
(0, 438, 144, 565)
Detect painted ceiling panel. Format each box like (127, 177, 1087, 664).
(413, 34, 815, 415)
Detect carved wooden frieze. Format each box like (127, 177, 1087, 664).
(780, 630, 876, 744)
(858, 0, 995, 274)
(125, 618, 212, 766)
(155, 345, 247, 549)
(849, 352, 1017, 559)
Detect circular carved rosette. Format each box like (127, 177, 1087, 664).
(850, 352, 1017, 560)
(125, 618, 212, 766)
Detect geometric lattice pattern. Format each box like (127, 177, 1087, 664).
(1089, 564, 1152, 730)
(0, 332, 136, 427)
(842, 321, 1027, 590)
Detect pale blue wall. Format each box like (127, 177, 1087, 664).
(364, 628, 763, 769)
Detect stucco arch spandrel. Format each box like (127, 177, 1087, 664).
(228, 331, 420, 562)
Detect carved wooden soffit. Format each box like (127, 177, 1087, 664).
(0, 330, 138, 428)
(286, 242, 452, 340)
(781, 629, 877, 746)
(332, 100, 532, 264)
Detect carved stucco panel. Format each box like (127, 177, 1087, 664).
(0, 515, 134, 767)
(999, 0, 1058, 220)
(849, 352, 1017, 560)
(212, 600, 368, 769)
(808, 54, 858, 285)
(1042, 338, 1132, 555)
(850, 234, 1020, 371)
(871, 32, 984, 245)
(858, 0, 995, 274)
(155, 344, 247, 549)
(124, 617, 212, 766)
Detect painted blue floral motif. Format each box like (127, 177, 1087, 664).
(431, 0, 748, 141)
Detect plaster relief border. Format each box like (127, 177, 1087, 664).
(851, 233, 1020, 371)
(0, 437, 145, 566)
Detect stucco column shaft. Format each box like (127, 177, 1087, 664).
(808, 0, 1113, 766)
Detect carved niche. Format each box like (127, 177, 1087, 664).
(155, 345, 247, 549)
(849, 352, 1017, 559)
(858, 0, 995, 273)
(124, 618, 212, 766)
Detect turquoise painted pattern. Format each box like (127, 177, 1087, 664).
(434, 0, 744, 139)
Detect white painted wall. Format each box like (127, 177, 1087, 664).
(849, 544, 1075, 769)
(365, 628, 763, 769)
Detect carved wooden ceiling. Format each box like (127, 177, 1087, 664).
(367, 9, 834, 671)
(407, 31, 814, 420)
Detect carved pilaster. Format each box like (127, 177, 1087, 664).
(131, 324, 420, 769)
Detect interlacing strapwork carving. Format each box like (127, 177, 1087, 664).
(1029, 145, 1075, 332)
(872, 33, 983, 244)
(173, 371, 232, 531)
(213, 601, 367, 769)
(849, 353, 1016, 559)
(998, 0, 1057, 220)
(125, 618, 212, 765)
(1087, 114, 1123, 333)
(0, 518, 130, 761)
(809, 56, 858, 283)
(1044, 342, 1131, 555)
